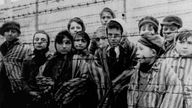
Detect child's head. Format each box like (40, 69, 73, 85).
(136, 37, 162, 64)
(55, 30, 73, 54)
(138, 16, 159, 36)
(0, 21, 21, 42)
(74, 31, 90, 51)
(106, 20, 123, 48)
(33, 30, 50, 51)
(160, 15, 182, 42)
(175, 29, 192, 56)
(67, 17, 85, 36)
(100, 7, 115, 26)
(94, 26, 108, 48)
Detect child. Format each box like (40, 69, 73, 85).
(0, 21, 31, 108)
(113, 35, 182, 108)
(138, 16, 159, 37)
(22, 30, 52, 108)
(43, 30, 97, 108)
(94, 18, 137, 108)
(67, 17, 86, 37)
(90, 26, 108, 55)
(163, 29, 192, 108)
(94, 26, 108, 49)
(137, 16, 164, 55)
(42, 30, 75, 107)
(100, 7, 115, 26)
(73, 31, 90, 56)
(160, 15, 183, 52)
(89, 7, 115, 55)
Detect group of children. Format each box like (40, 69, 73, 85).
(0, 6, 191, 108)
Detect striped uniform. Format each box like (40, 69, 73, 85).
(127, 55, 183, 108)
(0, 40, 31, 93)
(53, 53, 98, 107)
(160, 48, 192, 108)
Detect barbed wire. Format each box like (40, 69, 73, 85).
(0, 0, 59, 12)
(0, 0, 112, 21)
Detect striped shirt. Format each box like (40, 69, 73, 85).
(0, 40, 31, 93)
(160, 48, 192, 107)
(127, 58, 183, 108)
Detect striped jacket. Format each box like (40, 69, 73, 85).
(92, 41, 137, 108)
(44, 52, 98, 107)
(0, 39, 31, 93)
(160, 48, 192, 108)
(126, 58, 183, 108)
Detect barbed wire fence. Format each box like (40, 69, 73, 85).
(0, 0, 192, 107)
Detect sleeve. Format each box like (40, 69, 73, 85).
(122, 38, 138, 68)
(21, 59, 32, 92)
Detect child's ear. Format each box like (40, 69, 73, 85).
(151, 49, 157, 56)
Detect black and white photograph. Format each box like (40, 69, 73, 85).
(0, 0, 191, 108)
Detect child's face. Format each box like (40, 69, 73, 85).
(175, 36, 192, 56)
(4, 29, 19, 42)
(100, 12, 113, 26)
(136, 43, 156, 64)
(33, 33, 48, 50)
(140, 23, 155, 36)
(107, 28, 122, 48)
(74, 35, 88, 50)
(69, 21, 83, 36)
(95, 31, 108, 48)
(56, 37, 72, 54)
(162, 25, 178, 42)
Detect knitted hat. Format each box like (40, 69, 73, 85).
(138, 35, 164, 55)
(138, 16, 159, 33)
(0, 21, 21, 35)
(161, 15, 183, 28)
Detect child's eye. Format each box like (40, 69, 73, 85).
(81, 39, 87, 43)
(170, 27, 177, 31)
(188, 42, 192, 45)
(179, 41, 185, 44)
(148, 27, 154, 31)
(76, 26, 81, 30)
(102, 16, 106, 19)
(106, 16, 111, 19)
(70, 27, 75, 30)
(34, 38, 39, 41)
(65, 41, 71, 45)
(108, 33, 113, 37)
(141, 26, 146, 31)
(163, 27, 168, 31)
(41, 38, 47, 42)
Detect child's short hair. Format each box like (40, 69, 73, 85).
(55, 30, 73, 50)
(106, 20, 123, 35)
(74, 31, 90, 49)
(100, 7, 115, 18)
(176, 29, 192, 42)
